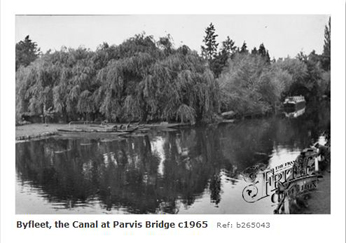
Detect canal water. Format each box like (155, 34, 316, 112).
(16, 101, 330, 214)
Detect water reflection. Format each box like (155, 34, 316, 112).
(284, 107, 306, 118)
(16, 101, 330, 214)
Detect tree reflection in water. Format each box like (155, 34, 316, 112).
(16, 101, 330, 214)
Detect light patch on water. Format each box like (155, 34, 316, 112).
(176, 138, 182, 154)
(103, 152, 118, 167)
(269, 134, 327, 170)
(269, 146, 300, 170)
(150, 137, 166, 176)
(54, 148, 71, 154)
(110, 152, 117, 166)
(103, 153, 109, 166)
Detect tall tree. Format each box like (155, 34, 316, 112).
(213, 36, 236, 77)
(251, 47, 258, 55)
(322, 17, 331, 71)
(220, 36, 236, 56)
(258, 43, 266, 57)
(201, 23, 219, 61)
(258, 43, 270, 64)
(266, 50, 271, 64)
(16, 35, 41, 70)
(239, 42, 248, 54)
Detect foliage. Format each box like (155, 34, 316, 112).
(294, 50, 328, 99)
(322, 17, 331, 71)
(257, 43, 270, 64)
(218, 53, 309, 116)
(16, 35, 41, 71)
(239, 42, 249, 54)
(318, 71, 330, 97)
(212, 36, 237, 77)
(176, 104, 196, 124)
(272, 57, 307, 98)
(16, 33, 219, 124)
(218, 53, 273, 116)
(201, 23, 219, 61)
(16, 18, 330, 123)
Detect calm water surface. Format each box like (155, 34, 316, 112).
(16, 101, 330, 214)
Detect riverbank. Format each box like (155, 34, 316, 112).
(15, 122, 190, 141)
(16, 124, 68, 140)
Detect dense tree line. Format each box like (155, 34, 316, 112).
(16, 18, 330, 123)
(16, 35, 41, 71)
(16, 34, 219, 124)
(202, 21, 330, 117)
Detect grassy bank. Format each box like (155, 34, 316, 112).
(16, 124, 71, 140)
(15, 122, 190, 141)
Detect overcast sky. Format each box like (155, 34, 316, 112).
(16, 15, 329, 59)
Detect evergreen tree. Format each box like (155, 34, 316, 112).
(266, 50, 271, 64)
(213, 36, 236, 77)
(201, 23, 219, 61)
(258, 43, 270, 64)
(322, 17, 331, 71)
(239, 42, 248, 54)
(258, 43, 266, 57)
(220, 36, 236, 56)
(16, 35, 41, 70)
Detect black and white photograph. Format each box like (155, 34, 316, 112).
(2, 0, 346, 242)
(15, 15, 331, 214)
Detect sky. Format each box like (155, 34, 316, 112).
(16, 15, 329, 59)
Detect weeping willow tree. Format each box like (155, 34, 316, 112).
(16, 63, 38, 121)
(149, 48, 219, 123)
(16, 57, 61, 122)
(96, 37, 219, 124)
(16, 33, 220, 124)
(52, 66, 71, 122)
(16, 47, 98, 122)
(97, 52, 156, 122)
(68, 52, 97, 120)
(37, 48, 98, 122)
